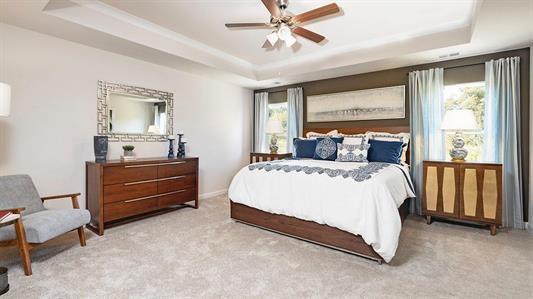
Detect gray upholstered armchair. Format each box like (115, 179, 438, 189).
(0, 175, 90, 276)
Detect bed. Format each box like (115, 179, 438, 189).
(228, 127, 415, 264)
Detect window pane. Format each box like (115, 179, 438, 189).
(267, 102, 288, 153)
(443, 82, 485, 161)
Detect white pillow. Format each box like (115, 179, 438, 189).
(341, 134, 368, 145)
(366, 131, 410, 163)
(306, 129, 339, 139)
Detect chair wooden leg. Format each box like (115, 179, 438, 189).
(14, 218, 32, 276)
(77, 227, 86, 247)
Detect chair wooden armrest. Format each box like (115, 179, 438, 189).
(41, 193, 82, 209)
(0, 207, 25, 214)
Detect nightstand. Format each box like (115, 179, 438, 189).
(422, 160, 502, 235)
(250, 153, 292, 164)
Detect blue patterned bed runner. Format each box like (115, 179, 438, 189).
(248, 161, 390, 182)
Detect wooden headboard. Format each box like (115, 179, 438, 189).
(302, 125, 411, 164)
(303, 126, 410, 136)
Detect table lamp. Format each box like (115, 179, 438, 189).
(441, 109, 478, 162)
(0, 83, 11, 117)
(265, 119, 284, 154)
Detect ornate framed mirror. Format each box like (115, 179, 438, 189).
(97, 81, 174, 142)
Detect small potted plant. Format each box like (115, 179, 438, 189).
(122, 145, 135, 157)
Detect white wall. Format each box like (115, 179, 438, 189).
(0, 23, 252, 209)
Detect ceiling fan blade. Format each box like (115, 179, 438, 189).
(291, 3, 340, 24)
(225, 23, 270, 28)
(292, 27, 325, 43)
(262, 40, 273, 48)
(261, 0, 281, 17)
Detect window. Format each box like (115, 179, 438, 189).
(443, 82, 485, 161)
(267, 102, 288, 152)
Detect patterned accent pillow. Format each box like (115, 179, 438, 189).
(313, 137, 344, 161)
(336, 143, 371, 162)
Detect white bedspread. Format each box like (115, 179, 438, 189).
(228, 159, 415, 262)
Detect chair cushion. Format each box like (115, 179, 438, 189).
(0, 209, 90, 243)
(0, 175, 45, 215)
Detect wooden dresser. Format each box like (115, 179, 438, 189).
(86, 157, 198, 235)
(422, 160, 502, 235)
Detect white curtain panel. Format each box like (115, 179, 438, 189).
(409, 68, 445, 214)
(483, 57, 524, 229)
(287, 87, 304, 153)
(254, 92, 269, 153)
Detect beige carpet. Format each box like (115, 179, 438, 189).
(1, 195, 532, 298)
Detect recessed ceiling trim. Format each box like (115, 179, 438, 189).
(43, 0, 257, 79)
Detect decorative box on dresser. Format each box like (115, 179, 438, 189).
(86, 157, 198, 235)
(422, 160, 502, 235)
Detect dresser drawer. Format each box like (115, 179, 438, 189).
(103, 165, 157, 185)
(103, 181, 158, 204)
(157, 175, 196, 193)
(158, 160, 197, 178)
(158, 189, 196, 207)
(104, 196, 159, 222)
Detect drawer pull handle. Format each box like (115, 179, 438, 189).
(124, 179, 159, 186)
(124, 161, 186, 168)
(123, 176, 186, 186)
(158, 175, 186, 181)
(158, 162, 186, 166)
(124, 190, 188, 203)
(124, 194, 159, 203)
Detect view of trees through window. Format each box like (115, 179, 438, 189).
(267, 102, 288, 153)
(443, 82, 485, 161)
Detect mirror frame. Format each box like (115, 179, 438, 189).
(97, 80, 174, 142)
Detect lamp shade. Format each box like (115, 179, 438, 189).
(265, 119, 284, 134)
(0, 82, 11, 117)
(441, 109, 478, 131)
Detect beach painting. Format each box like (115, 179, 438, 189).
(306, 85, 405, 122)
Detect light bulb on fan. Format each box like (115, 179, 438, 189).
(277, 24, 292, 41)
(284, 35, 296, 47)
(266, 31, 279, 45)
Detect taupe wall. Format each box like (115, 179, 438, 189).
(256, 48, 531, 221)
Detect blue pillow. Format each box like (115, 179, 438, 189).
(367, 140, 403, 164)
(313, 137, 344, 161)
(293, 138, 317, 158)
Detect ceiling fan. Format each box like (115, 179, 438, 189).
(225, 0, 340, 48)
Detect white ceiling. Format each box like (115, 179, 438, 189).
(1, 0, 532, 88)
(101, 0, 475, 65)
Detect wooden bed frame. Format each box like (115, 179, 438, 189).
(230, 126, 411, 264)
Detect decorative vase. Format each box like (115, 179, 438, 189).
(167, 138, 175, 158)
(93, 136, 108, 162)
(449, 132, 468, 162)
(269, 134, 279, 154)
(123, 150, 134, 157)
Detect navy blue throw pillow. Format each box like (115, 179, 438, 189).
(293, 138, 317, 158)
(367, 139, 403, 164)
(313, 137, 344, 161)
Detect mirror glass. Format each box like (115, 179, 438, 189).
(107, 92, 167, 135)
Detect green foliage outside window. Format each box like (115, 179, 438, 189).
(443, 82, 485, 161)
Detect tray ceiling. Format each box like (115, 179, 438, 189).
(1, 0, 532, 88)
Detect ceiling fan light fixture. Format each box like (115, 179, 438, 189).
(266, 31, 279, 45)
(277, 24, 292, 41)
(284, 35, 296, 47)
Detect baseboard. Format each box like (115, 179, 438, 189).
(199, 189, 227, 200)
